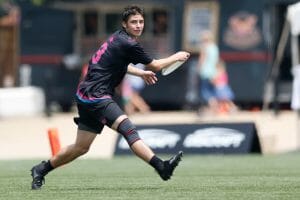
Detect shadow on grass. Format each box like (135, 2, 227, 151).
(49, 185, 160, 192)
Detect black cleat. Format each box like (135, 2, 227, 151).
(157, 151, 183, 181)
(31, 161, 46, 190)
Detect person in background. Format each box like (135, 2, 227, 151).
(197, 30, 219, 114)
(212, 60, 238, 114)
(122, 64, 151, 115)
(30, 5, 190, 190)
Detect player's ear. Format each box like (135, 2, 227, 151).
(122, 21, 127, 29)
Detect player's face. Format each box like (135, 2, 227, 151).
(122, 14, 144, 38)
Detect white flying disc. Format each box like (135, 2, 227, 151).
(161, 60, 185, 76)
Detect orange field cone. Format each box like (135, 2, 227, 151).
(47, 128, 61, 156)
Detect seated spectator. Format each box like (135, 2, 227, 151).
(122, 64, 150, 115)
(212, 60, 238, 114)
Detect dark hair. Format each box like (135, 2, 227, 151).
(122, 5, 145, 22)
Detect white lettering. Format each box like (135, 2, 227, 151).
(118, 129, 181, 150)
(183, 128, 246, 148)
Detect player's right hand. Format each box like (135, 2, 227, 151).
(142, 70, 158, 85)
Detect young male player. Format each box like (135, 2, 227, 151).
(30, 5, 190, 190)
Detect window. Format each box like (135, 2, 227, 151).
(152, 9, 168, 35)
(105, 13, 121, 34)
(83, 11, 98, 36)
(72, 6, 172, 58)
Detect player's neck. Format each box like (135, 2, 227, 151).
(122, 28, 139, 40)
(127, 32, 138, 40)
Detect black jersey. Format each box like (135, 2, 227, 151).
(76, 30, 153, 103)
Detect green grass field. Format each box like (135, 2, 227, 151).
(0, 154, 300, 200)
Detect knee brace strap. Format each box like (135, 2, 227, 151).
(117, 119, 141, 146)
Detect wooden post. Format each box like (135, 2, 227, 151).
(0, 5, 20, 87)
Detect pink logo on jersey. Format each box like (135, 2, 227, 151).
(109, 36, 114, 42)
(91, 36, 115, 64)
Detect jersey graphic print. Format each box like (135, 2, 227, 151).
(92, 36, 115, 64)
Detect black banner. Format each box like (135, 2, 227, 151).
(114, 123, 261, 155)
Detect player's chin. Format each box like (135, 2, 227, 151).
(134, 33, 142, 37)
(133, 31, 142, 36)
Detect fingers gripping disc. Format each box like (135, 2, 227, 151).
(161, 61, 185, 76)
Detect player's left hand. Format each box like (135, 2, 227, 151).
(175, 51, 190, 62)
(142, 70, 158, 85)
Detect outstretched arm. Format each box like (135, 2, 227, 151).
(127, 64, 158, 85)
(146, 51, 190, 72)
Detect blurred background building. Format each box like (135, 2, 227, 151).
(0, 0, 299, 114)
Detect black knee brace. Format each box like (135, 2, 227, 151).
(102, 101, 125, 127)
(100, 101, 141, 145)
(117, 119, 141, 146)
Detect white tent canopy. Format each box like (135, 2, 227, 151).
(287, 2, 300, 110)
(288, 2, 300, 36)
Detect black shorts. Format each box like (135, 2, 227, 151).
(74, 99, 124, 134)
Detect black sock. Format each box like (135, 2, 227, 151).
(38, 160, 54, 175)
(44, 160, 54, 171)
(149, 155, 164, 171)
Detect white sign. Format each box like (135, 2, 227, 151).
(118, 129, 181, 149)
(183, 128, 246, 148)
(288, 2, 300, 36)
